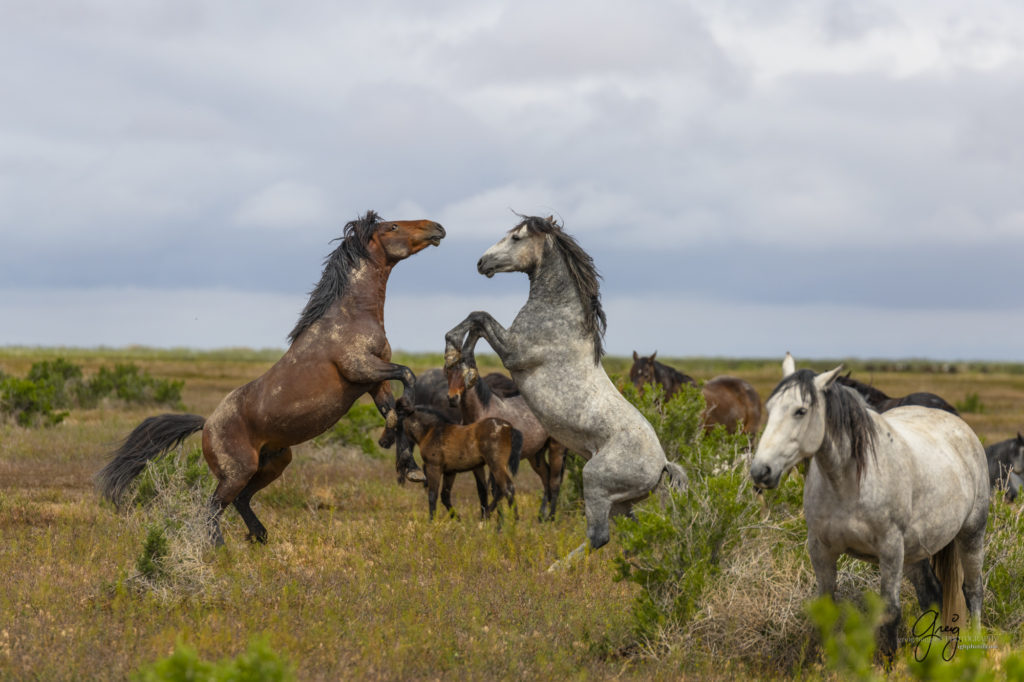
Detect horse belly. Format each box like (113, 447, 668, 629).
(245, 376, 359, 448)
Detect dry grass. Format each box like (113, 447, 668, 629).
(2, 348, 1023, 680)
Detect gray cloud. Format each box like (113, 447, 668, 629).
(3, 1, 1024, 359)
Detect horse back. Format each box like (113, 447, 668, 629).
(701, 376, 762, 435)
(878, 407, 988, 505)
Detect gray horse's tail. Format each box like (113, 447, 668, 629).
(660, 461, 688, 492)
(95, 413, 206, 507)
(508, 428, 523, 476)
(932, 541, 966, 629)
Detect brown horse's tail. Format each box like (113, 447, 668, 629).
(508, 428, 522, 476)
(932, 541, 966, 629)
(95, 413, 206, 507)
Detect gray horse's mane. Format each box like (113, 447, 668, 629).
(516, 214, 607, 363)
(771, 369, 878, 481)
(288, 210, 381, 344)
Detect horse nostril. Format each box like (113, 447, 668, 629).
(750, 462, 771, 483)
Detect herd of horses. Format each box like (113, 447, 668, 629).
(95, 210, 1023, 659)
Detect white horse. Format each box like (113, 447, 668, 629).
(750, 366, 988, 657)
(444, 215, 687, 567)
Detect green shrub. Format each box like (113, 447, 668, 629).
(132, 635, 294, 682)
(981, 494, 1024, 631)
(805, 594, 883, 680)
(955, 392, 985, 414)
(83, 363, 184, 409)
(317, 403, 387, 458)
(0, 358, 184, 426)
(611, 379, 757, 640)
(614, 465, 758, 639)
(0, 375, 67, 426)
(26, 357, 83, 408)
(136, 526, 170, 580)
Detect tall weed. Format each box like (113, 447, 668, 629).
(122, 445, 217, 597)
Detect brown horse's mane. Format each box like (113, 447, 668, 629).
(288, 210, 382, 344)
(517, 214, 607, 363)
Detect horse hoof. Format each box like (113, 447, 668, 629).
(405, 469, 426, 484)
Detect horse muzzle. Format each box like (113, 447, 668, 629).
(749, 460, 781, 490)
(427, 223, 446, 246)
(477, 255, 495, 278)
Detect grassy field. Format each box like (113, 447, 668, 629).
(1, 347, 1023, 680)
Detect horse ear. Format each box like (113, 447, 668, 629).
(1018, 431, 1023, 444)
(632, 350, 639, 361)
(651, 350, 657, 360)
(814, 365, 844, 391)
(782, 352, 795, 377)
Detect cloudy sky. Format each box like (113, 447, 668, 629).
(3, 0, 1023, 361)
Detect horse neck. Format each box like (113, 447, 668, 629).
(459, 369, 494, 421)
(808, 434, 861, 498)
(526, 244, 582, 312)
(339, 252, 393, 322)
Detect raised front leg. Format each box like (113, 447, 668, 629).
(445, 312, 515, 366)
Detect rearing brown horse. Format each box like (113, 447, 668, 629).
(96, 210, 444, 544)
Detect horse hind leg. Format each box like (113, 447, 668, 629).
(231, 446, 293, 544)
(906, 558, 942, 611)
(471, 465, 489, 519)
(956, 516, 987, 624)
(441, 471, 458, 519)
(203, 428, 260, 547)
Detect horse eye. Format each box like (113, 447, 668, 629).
(389, 224, 398, 231)
(794, 407, 808, 417)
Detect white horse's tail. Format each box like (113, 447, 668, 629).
(933, 541, 966, 629)
(660, 461, 688, 492)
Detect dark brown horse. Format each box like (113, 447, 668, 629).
(400, 406, 521, 520)
(629, 351, 762, 436)
(96, 211, 445, 544)
(446, 347, 568, 521)
(406, 368, 519, 424)
(834, 373, 959, 415)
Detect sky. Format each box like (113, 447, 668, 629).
(2, 0, 1024, 361)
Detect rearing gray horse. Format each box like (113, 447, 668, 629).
(444, 215, 687, 566)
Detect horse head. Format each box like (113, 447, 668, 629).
(477, 216, 553, 278)
(629, 351, 657, 393)
(371, 217, 445, 262)
(750, 365, 844, 489)
(444, 359, 478, 408)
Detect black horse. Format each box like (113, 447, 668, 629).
(986, 433, 1024, 502)
(834, 373, 959, 415)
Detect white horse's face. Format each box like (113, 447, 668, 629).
(478, 223, 546, 278)
(750, 366, 842, 489)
